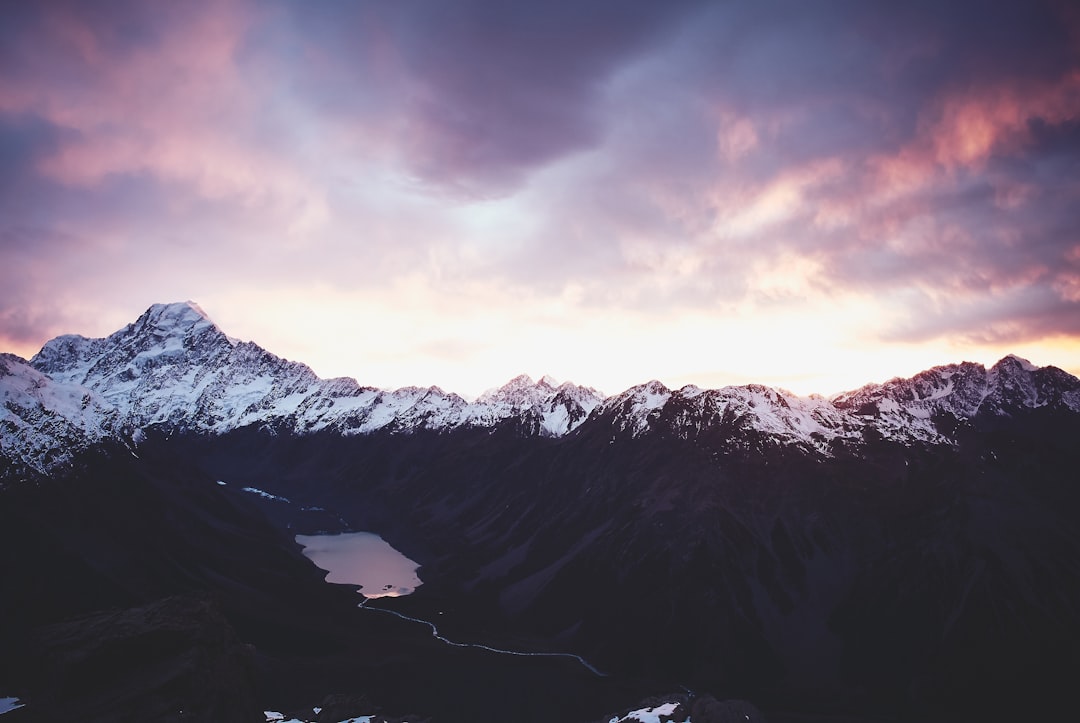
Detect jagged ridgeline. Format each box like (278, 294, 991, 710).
(6, 301, 1080, 475)
(2, 301, 1080, 723)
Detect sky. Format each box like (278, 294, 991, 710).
(2, 0, 1079, 398)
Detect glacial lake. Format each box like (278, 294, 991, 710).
(296, 532, 422, 598)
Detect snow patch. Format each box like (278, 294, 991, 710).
(609, 702, 681, 723)
(0, 697, 24, 715)
(242, 487, 290, 503)
(1002, 353, 1038, 372)
(263, 710, 370, 723)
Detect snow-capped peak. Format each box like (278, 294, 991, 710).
(621, 380, 672, 412)
(130, 300, 221, 343)
(597, 381, 672, 436)
(0, 353, 121, 473)
(145, 300, 214, 325)
(470, 374, 602, 435)
(5, 303, 1080, 478)
(478, 374, 542, 405)
(7, 305, 611, 469)
(996, 354, 1038, 372)
(31, 300, 235, 394)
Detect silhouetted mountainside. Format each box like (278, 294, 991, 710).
(0, 443, 655, 723)
(3, 302, 1080, 722)
(167, 403, 1080, 721)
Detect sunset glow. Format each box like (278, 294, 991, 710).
(3, 1, 1079, 397)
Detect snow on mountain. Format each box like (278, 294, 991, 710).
(595, 379, 861, 453)
(603, 697, 765, 723)
(597, 380, 673, 436)
(608, 701, 681, 723)
(474, 373, 603, 436)
(5, 301, 1080, 475)
(0, 353, 121, 474)
(832, 354, 1080, 441)
(33, 301, 338, 433)
(687, 384, 859, 451)
(23, 303, 602, 456)
(593, 355, 1080, 452)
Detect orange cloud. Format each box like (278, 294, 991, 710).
(854, 71, 1080, 212)
(1, 1, 329, 232)
(710, 157, 845, 239)
(924, 71, 1080, 169)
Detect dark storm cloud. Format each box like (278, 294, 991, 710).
(276, 0, 709, 195)
(0, 0, 205, 90)
(535, 0, 1080, 339)
(690, 0, 1078, 105)
(2, 0, 1080, 360)
(0, 115, 72, 200)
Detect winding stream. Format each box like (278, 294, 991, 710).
(359, 600, 607, 677)
(296, 531, 606, 677)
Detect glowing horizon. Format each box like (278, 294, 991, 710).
(5, 296, 1078, 401)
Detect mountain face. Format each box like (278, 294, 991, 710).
(3, 302, 1080, 723)
(0, 353, 121, 476)
(9, 301, 1080, 477)
(17, 302, 603, 468)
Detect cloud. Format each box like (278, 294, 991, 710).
(527, 0, 1080, 336)
(0, 0, 332, 230)
(275, 0, 710, 197)
(2, 0, 1080, 387)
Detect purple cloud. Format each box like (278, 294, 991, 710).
(275, 0, 710, 196)
(2, 0, 1080, 381)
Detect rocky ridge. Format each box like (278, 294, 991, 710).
(0, 352, 123, 474)
(3, 302, 1080, 722)
(4, 301, 1080, 475)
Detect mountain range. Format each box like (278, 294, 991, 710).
(2, 302, 1079, 722)
(6, 300, 1078, 476)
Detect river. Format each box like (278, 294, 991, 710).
(296, 530, 606, 677)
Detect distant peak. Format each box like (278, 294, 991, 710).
(146, 300, 212, 321)
(137, 301, 220, 335)
(481, 374, 535, 396)
(633, 379, 671, 395)
(994, 354, 1038, 373)
(182, 300, 210, 318)
(477, 374, 565, 405)
(110, 301, 230, 354)
(498, 374, 561, 390)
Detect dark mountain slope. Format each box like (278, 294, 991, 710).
(0, 444, 655, 723)
(4, 304, 1080, 721)
(157, 399, 1080, 721)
